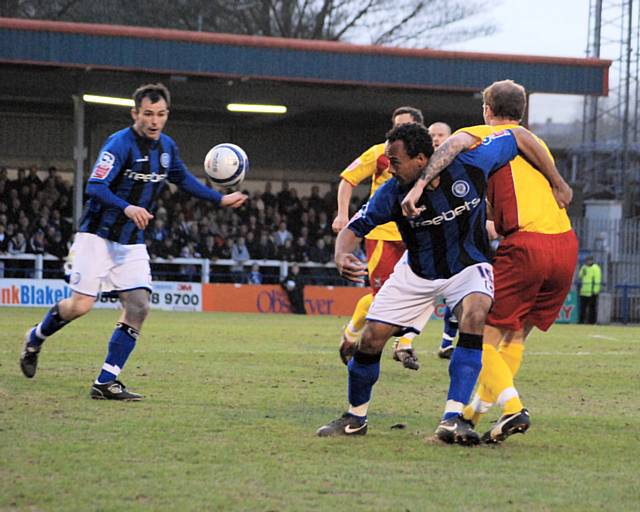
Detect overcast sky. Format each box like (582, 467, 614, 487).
(441, 0, 597, 124)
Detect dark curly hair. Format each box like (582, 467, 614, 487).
(385, 123, 433, 159)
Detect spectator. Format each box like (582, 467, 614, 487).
(26, 166, 42, 187)
(231, 236, 250, 282)
(245, 231, 259, 259)
(149, 219, 168, 242)
(579, 255, 602, 324)
(12, 168, 27, 193)
(309, 238, 332, 264)
(323, 181, 338, 214)
(276, 238, 296, 262)
(198, 234, 217, 260)
(247, 214, 262, 235)
(219, 238, 233, 260)
(179, 242, 199, 282)
(282, 187, 302, 219)
(293, 236, 310, 263)
(247, 263, 263, 284)
(8, 232, 27, 255)
(44, 166, 67, 195)
(315, 210, 332, 240)
(46, 229, 67, 259)
(255, 232, 277, 260)
(273, 222, 293, 247)
(281, 263, 306, 314)
(152, 236, 179, 260)
(262, 181, 277, 209)
(8, 196, 21, 225)
(28, 229, 47, 254)
(277, 180, 292, 213)
(251, 190, 265, 213)
(56, 194, 73, 219)
(308, 185, 325, 213)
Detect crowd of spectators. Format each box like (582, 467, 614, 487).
(0, 167, 365, 284)
(0, 166, 73, 277)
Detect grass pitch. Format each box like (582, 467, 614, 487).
(1, 309, 639, 511)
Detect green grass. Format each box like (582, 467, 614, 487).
(1, 309, 639, 511)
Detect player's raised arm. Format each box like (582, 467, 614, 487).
(510, 127, 572, 208)
(400, 132, 477, 217)
(332, 179, 355, 233)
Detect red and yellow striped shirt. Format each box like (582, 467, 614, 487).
(456, 124, 571, 236)
(340, 142, 402, 241)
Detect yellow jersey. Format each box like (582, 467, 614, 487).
(340, 142, 402, 241)
(455, 124, 572, 236)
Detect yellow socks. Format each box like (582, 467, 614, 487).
(499, 341, 525, 378)
(395, 332, 415, 350)
(463, 342, 526, 423)
(343, 293, 373, 342)
(481, 344, 523, 416)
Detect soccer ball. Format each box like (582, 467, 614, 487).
(204, 143, 249, 187)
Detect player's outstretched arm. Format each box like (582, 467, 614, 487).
(332, 179, 355, 233)
(510, 127, 572, 209)
(220, 191, 248, 208)
(401, 132, 477, 217)
(334, 227, 367, 284)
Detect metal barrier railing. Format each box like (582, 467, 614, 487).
(614, 284, 640, 324)
(0, 254, 340, 284)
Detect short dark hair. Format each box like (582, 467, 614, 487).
(133, 83, 171, 109)
(386, 123, 433, 159)
(482, 80, 526, 121)
(391, 106, 424, 125)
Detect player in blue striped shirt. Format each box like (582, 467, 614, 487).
(317, 122, 560, 444)
(20, 83, 247, 400)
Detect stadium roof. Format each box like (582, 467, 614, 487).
(0, 17, 612, 178)
(0, 17, 610, 97)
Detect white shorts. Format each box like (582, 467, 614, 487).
(367, 253, 493, 334)
(67, 233, 152, 297)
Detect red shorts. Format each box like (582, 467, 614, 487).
(487, 230, 578, 331)
(364, 239, 405, 295)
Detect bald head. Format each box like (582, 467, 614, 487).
(428, 122, 452, 149)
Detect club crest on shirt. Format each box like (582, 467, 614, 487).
(160, 152, 170, 168)
(481, 130, 510, 145)
(451, 180, 470, 198)
(91, 151, 115, 179)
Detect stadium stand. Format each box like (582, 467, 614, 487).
(0, 166, 356, 286)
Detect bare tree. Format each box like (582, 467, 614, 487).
(2, 0, 496, 48)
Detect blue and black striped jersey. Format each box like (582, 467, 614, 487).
(79, 127, 206, 245)
(348, 130, 518, 280)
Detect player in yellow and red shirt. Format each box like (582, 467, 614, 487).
(332, 106, 424, 370)
(401, 80, 576, 443)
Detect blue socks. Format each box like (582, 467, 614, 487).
(28, 304, 70, 348)
(443, 332, 483, 420)
(96, 322, 139, 384)
(440, 306, 459, 349)
(347, 350, 381, 410)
